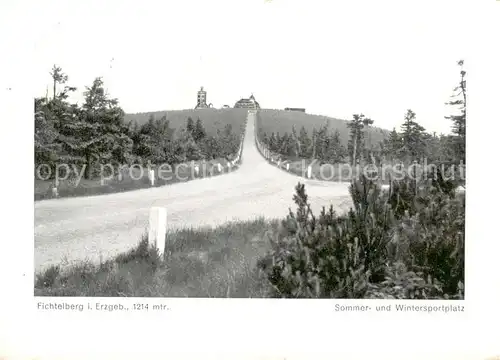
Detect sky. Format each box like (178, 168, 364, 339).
(23, 0, 493, 134)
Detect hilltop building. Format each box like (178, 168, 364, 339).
(234, 94, 260, 109)
(195, 86, 212, 109)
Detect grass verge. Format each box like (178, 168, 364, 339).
(35, 218, 279, 297)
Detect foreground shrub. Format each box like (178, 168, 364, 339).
(258, 176, 395, 298)
(258, 171, 465, 299)
(386, 167, 465, 296)
(365, 261, 452, 299)
(392, 193, 464, 296)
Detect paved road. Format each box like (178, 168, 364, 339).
(34, 111, 352, 272)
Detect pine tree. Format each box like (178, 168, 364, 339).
(193, 118, 206, 142)
(269, 132, 278, 152)
(261, 132, 269, 147)
(216, 124, 238, 159)
(400, 109, 426, 161)
(34, 97, 62, 168)
(347, 114, 366, 166)
(275, 132, 282, 152)
(311, 129, 317, 159)
(324, 129, 345, 163)
(291, 125, 301, 157)
(280, 132, 295, 156)
(59, 77, 133, 179)
(437, 134, 457, 164)
(45, 68, 78, 132)
(49, 65, 68, 100)
(174, 128, 203, 162)
(381, 128, 402, 162)
(202, 135, 221, 160)
(186, 117, 195, 136)
(362, 117, 375, 163)
(314, 123, 329, 162)
(298, 126, 311, 158)
(132, 115, 175, 164)
(445, 60, 466, 164)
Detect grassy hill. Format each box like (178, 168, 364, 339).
(124, 108, 248, 136)
(256, 109, 389, 147)
(125, 108, 390, 146)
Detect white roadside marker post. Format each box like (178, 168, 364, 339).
(148, 207, 167, 258)
(307, 165, 312, 179)
(286, 163, 290, 171)
(217, 163, 222, 172)
(149, 169, 155, 186)
(51, 184, 59, 198)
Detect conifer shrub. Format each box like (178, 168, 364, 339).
(391, 190, 464, 296)
(258, 169, 465, 299)
(364, 261, 449, 299)
(257, 176, 394, 298)
(385, 166, 465, 296)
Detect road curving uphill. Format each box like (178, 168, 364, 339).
(34, 111, 352, 272)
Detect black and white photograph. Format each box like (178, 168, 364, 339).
(30, 0, 471, 300)
(5, 0, 500, 358)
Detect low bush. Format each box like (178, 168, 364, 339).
(258, 170, 464, 299)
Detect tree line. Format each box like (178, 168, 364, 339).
(260, 125, 348, 164)
(380, 60, 465, 166)
(35, 66, 241, 180)
(260, 60, 466, 168)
